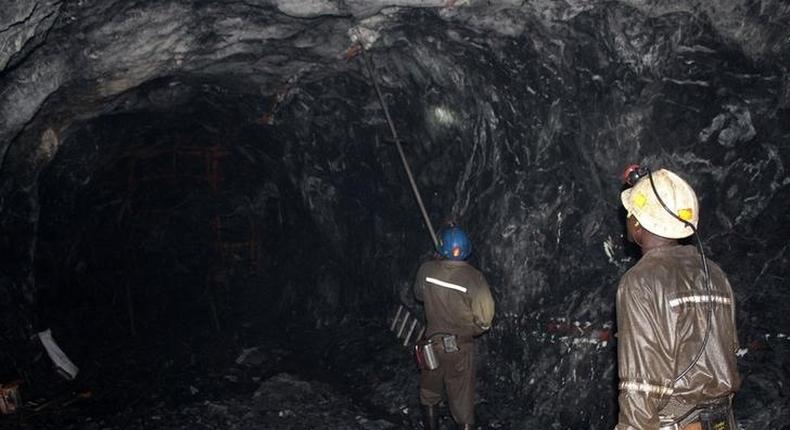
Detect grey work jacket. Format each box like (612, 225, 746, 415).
(414, 259, 495, 338)
(616, 245, 740, 429)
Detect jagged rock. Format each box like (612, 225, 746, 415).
(1, 1, 789, 429)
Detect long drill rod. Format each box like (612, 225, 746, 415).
(360, 49, 440, 251)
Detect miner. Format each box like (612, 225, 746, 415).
(414, 225, 495, 430)
(616, 166, 740, 430)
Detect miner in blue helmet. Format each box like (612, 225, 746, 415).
(439, 226, 472, 260)
(413, 224, 495, 430)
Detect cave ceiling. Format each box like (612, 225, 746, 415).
(2, 1, 790, 428)
(1, 0, 789, 172)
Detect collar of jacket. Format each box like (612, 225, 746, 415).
(642, 244, 696, 258)
(438, 259, 471, 266)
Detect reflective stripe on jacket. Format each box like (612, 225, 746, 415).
(414, 259, 495, 338)
(616, 245, 740, 429)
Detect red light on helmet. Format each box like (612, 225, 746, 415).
(622, 164, 644, 186)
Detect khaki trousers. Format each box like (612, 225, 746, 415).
(419, 341, 475, 425)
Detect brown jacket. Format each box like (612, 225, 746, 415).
(414, 259, 495, 338)
(616, 245, 740, 429)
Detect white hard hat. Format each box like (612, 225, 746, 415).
(620, 169, 699, 239)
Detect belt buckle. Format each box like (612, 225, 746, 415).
(442, 335, 459, 353)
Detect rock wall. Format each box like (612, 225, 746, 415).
(0, 1, 788, 428)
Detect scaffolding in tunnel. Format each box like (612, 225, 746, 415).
(36, 141, 265, 337)
(126, 142, 261, 333)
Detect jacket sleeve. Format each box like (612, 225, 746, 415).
(615, 272, 674, 430)
(723, 273, 742, 392)
(470, 272, 494, 335)
(724, 276, 740, 354)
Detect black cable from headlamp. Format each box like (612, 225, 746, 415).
(624, 165, 714, 384)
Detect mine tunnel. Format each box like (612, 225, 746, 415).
(1, 1, 789, 429)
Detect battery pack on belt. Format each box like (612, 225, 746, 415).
(665, 403, 735, 430)
(415, 340, 439, 370)
(660, 395, 735, 430)
(698, 403, 734, 430)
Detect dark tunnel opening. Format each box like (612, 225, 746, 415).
(1, 2, 790, 430)
(34, 104, 287, 338)
(15, 77, 423, 428)
(29, 77, 408, 332)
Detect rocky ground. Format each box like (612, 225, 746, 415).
(0, 318, 455, 430)
(2, 311, 788, 429)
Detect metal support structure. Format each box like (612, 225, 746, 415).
(397, 310, 411, 338)
(388, 304, 424, 346)
(403, 318, 418, 346)
(390, 305, 404, 331)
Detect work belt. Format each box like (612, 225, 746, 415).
(426, 333, 473, 353)
(431, 334, 473, 343)
(659, 395, 735, 430)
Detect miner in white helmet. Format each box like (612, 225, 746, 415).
(615, 166, 740, 430)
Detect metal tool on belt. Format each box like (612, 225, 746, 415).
(659, 396, 735, 430)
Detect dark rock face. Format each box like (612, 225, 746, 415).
(1, 1, 789, 429)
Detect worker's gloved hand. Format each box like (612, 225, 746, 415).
(472, 319, 491, 336)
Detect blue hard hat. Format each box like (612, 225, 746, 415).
(439, 226, 471, 260)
